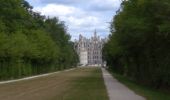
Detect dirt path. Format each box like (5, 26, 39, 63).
(102, 68, 145, 100)
(0, 68, 108, 100)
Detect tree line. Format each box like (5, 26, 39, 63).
(103, 0, 170, 89)
(0, 0, 79, 80)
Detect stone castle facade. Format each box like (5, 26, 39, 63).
(74, 31, 106, 66)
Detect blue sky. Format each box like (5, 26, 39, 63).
(26, 0, 121, 40)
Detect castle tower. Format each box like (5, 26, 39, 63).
(94, 29, 97, 37)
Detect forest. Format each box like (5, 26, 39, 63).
(0, 0, 78, 80)
(103, 0, 170, 89)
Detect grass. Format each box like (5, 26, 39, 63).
(109, 71, 170, 100)
(0, 67, 108, 100)
(58, 67, 109, 100)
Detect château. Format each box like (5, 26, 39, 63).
(74, 30, 106, 66)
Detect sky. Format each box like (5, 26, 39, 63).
(26, 0, 121, 40)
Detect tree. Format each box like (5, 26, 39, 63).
(103, 0, 170, 89)
(0, 0, 79, 80)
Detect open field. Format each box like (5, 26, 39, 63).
(0, 67, 108, 100)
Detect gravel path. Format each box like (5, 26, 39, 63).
(102, 68, 146, 100)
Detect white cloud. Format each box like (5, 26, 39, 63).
(34, 4, 76, 16)
(67, 16, 99, 26)
(27, 0, 122, 40)
(33, 4, 107, 38)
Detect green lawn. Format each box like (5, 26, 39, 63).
(109, 71, 170, 100)
(60, 67, 109, 100)
(0, 67, 108, 100)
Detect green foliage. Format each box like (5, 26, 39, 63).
(103, 0, 170, 89)
(0, 0, 78, 80)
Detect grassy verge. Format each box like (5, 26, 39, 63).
(109, 70, 170, 100)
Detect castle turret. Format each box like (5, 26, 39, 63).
(94, 29, 97, 38)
